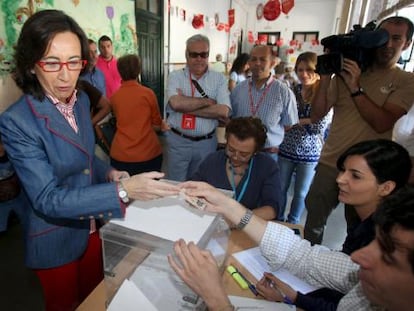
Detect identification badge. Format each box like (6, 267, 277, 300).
(181, 114, 196, 129)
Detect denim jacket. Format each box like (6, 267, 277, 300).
(0, 92, 123, 269)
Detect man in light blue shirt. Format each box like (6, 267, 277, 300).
(80, 39, 106, 96)
(231, 45, 298, 161)
(165, 34, 231, 181)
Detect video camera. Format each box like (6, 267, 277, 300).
(316, 21, 389, 75)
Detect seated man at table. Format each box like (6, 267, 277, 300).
(190, 117, 281, 220)
(169, 184, 414, 311)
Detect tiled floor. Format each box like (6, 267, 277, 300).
(299, 203, 347, 250)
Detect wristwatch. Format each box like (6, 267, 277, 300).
(236, 209, 253, 230)
(117, 182, 129, 203)
(350, 87, 364, 97)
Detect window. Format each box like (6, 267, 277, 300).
(257, 32, 281, 55)
(292, 31, 319, 44)
(257, 32, 281, 46)
(136, 0, 147, 10)
(136, 0, 160, 14)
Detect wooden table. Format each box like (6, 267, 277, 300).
(77, 224, 302, 310)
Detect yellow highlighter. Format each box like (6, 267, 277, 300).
(227, 265, 249, 289)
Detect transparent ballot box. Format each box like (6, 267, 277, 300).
(101, 193, 231, 310)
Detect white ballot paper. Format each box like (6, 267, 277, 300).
(229, 295, 296, 310)
(107, 279, 157, 311)
(233, 247, 317, 294)
(111, 196, 216, 243)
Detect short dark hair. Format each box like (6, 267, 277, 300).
(225, 117, 267, 152)
(378, 16, 414, 43)
(373, 186, 414, 273)
(117, 54, 141, 81)
(337, 139, 411, 191)
(13, 10, 90, 100)
(98, 35, 112, 45)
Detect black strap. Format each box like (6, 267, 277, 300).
(191, 79, 209, 98)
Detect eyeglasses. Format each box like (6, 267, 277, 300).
(188, 51, 209, 59)
(36, 60, 87, 72)
(225, 145, 254, 162)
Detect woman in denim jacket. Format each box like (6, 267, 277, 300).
(0, 10, 178, 311)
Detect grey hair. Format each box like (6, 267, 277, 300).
(186, 34, 210, 50)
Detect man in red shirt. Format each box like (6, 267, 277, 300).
(96, 35, 121, 98)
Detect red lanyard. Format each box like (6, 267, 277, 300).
(248, 78, 274, 116)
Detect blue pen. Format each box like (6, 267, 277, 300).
(269, 279, 294, 305)
(248, 283, 259, 296)
(277, 287, 294, 305)
(236, 268, 259, 296)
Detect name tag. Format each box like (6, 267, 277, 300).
(181, 114, 196, 129)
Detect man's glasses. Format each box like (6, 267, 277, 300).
(225, 145, 254, 162)
(36, 60, 87, 72)
(188, 51, 209, 59)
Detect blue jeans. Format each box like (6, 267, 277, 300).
(278, 157, 317, 224)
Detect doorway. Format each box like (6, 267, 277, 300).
(135, 1, 164, 110)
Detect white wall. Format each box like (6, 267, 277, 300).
(165, 0, 231, 65)
(163, 0, 345, 66)
(228, 0, 250, 62)
(248, 0, 339, 37)
(244, 0, 340, 56)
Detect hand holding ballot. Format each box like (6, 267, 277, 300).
(179, 181, 234, 213)
(122, 172, 180, 201)
(179, 181, 267, 244)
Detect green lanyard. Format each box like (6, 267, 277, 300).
(229, 157, 254, 202)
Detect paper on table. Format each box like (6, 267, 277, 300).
(229, 295, 295, 310)
(110, 196, 216, 243)
(107, 279, 157, 311)
(233, 247, 317, 294)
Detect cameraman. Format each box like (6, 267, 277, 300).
(304, 16, 414, 245)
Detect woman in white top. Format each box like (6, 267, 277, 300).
(228, 53, 250, 92)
